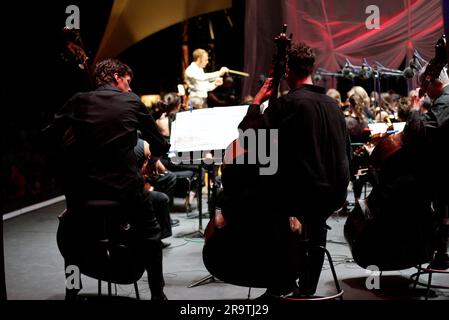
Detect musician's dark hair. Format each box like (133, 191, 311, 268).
(163, 92, 181, 111)
(287, 42, 315, 78)
(93, 58, 134, 87)
(151, 93, 181, 120)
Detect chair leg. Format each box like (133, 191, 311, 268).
(98, 280, 102, 296)
(321, 246, 344, 300)
(412, 265, 422, 290)
(425, 271, 433, 300)
(108, 281, 112, 297)
(134, 282, 140, 300)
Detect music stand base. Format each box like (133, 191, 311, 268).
(188, 274, 220, 288)
(182, 229, 204, 239)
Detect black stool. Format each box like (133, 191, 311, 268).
(410, 205, 449, 300)
(57, 200, 144, 299)
(285, 223, 344, 301)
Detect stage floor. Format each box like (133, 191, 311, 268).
(3, 188, 449, 300)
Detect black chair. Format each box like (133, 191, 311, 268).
(57, 200, 145, 299)
(410, 205, 449, 300)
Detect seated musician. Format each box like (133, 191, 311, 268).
(207, 75, 238, 107)
(403, 66, 449, 267)
(326, 88, 342, 106)
(150, 93, 201, 212)
(345, 67, 449, 271)
(47, 58, 170, 300)
(345, 94, 371, 203)
(347, 86, 374, 122)
(134, 138, 178, 248)
(212, 42, 351, 297)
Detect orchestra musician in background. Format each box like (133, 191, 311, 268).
(404, 66, 449, 267)
(185, 48, 229, 109)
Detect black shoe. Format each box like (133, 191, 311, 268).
(161, 241, 171, 249)
(170, 219, 180, 227)
(254, 290, 277, 301)
(151, 292, 168, 300)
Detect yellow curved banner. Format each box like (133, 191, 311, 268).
(94, 0, 232, 63)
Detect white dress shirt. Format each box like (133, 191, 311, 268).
(185, 62, 221, 98)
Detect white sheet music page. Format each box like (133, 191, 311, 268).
(170, 105, 250, 152)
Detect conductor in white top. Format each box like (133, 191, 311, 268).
(185, 48, 229, 109)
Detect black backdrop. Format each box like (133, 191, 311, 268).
(0, 0, 245, 214)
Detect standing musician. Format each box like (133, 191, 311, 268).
(185, 48, 229, 109)
(238, 42, 351, 296)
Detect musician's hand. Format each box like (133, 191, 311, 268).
(219, 67, 229, 76)
(144, 180, 154, 192)
(143, 158, 160, 179)
(363, 143, 375, 155)
(356, 168, 369, 177)
(253, 78, 274, 105)
(410, 88, 422, 111)
(289, 217, 302, 234)
(215, 77, 223, 86)
(156, 160, 167, 175)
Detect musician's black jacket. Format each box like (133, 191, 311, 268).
(405, 84, 449, 201)
(48, 84, 170, 205)
(238, 84, 351, 221)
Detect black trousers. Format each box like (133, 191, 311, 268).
(149, 171, 177, 203)
(297, 222, 329, 295)
(151, 191, 172, 239)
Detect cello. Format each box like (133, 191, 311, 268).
(202, 25, 300, 288)
(344, 36, 447, 270)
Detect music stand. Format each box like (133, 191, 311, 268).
(182, 156, 222, 240)
(187, 163, 222, 288)
(168, 106, 248, 287)
(169, 106, 248, 239)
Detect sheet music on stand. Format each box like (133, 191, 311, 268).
(168, 105, 249, 236)
(169, 105, 249, 154)
(169, 105, 250, 289)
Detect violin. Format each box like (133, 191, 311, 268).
(369, 131, 404, 169)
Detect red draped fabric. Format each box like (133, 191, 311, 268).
(243, 0, 443, 97)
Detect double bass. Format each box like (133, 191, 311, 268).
(202, 25, 300, 288)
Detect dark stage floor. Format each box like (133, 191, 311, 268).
(2, 188, 449, 300)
